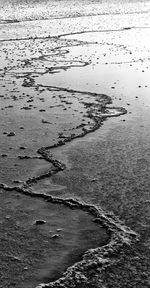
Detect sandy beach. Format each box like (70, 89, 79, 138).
(0, 0, 150, 287)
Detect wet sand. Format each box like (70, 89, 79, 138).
(0, 1, 150, 288)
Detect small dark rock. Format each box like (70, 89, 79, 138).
(34, 219, 46, 225)
(51, 234, 60, 239)
(39, 109, 46, 112)
(7, 132, 16, 137)
(91, 178, 97, 182)
(21, 106, 31, 110)
(19, 146, 26, 150)
(1, 154, 7, 157)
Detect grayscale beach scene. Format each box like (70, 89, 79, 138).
(0, 0, 150, 287)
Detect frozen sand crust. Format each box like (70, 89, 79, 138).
(0, 49, 147, 288)
(0, 1, 149, 286)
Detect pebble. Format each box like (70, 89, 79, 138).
(39, 109, 46, 112)
(51, 234, 60, 239)
(34, 219, 46, 225)
(56, 228, 63, 232)
(7, 132, 16, 137)
(1, 154, 7, 157)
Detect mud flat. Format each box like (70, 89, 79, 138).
(0, 0, 150, 288)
